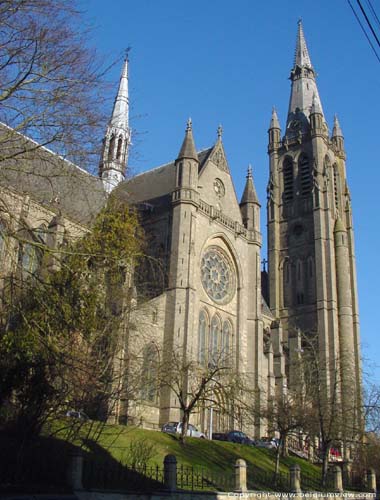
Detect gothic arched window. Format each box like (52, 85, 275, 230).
(141, 344, 158, 402)
(20, 242, 39, 279)
(299, 155, 311, 196)
(283, 158, 294, 202)
(116, 136, 123, 160)
(283, 258, 291, 307)
(222, 320, 232, 363)
(108, 134, 115, 161)
(210, 314, 221, 364)
(198, 310, 209, 365)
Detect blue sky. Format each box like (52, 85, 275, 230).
(83, 0, 380, 382)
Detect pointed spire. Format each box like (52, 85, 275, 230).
(287, 21, 324, 131)
(99, 54, 132, 193)
(241, 164, 259, 205)
(177, 118, 198, 162)
(294, 20, 313, 70)
(269, 107, 281, 129)
(110, 54, 130, 131)
(332, 115, 343, 137)
(311, 93, 322, 115)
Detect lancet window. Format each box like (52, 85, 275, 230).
(283, 158, 294, 202)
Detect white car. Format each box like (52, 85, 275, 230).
(161, 421, 206, 438)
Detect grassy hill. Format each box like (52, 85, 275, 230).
(2, 420, 325, 493)
(46, 419, 320, 476)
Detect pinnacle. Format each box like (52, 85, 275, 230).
(332, 115, 343, 137)
(241, 164, 259, 205)
(177, 118, 198, 162)
(311, 93, 322, 115)
(269, 107, 281, 129)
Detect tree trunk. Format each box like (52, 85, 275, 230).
(180, 411, 190, 443)
(321, 443, 331, 488)
(274, 442, 281, 483)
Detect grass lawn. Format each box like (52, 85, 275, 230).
(44, 419, 321, 479)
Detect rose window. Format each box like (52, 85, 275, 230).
(201, 246, 235, 304)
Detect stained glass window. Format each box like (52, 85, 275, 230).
(198, 310, 208, 365)
(222, 321, 231, 361)
(210, 315, 221, 363)
(201, 246, 235, 304)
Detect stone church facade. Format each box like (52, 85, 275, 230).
(0, 23, 361, 439)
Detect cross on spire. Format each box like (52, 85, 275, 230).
(217, 124, 223, 140)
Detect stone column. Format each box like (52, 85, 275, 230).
(67, 450, 83, 490)
(333, 465, 343, 492)
(366, 468, 377, 493)
(234, 459, 247, 493)
(164, 454, 177, 492)
(289, 464, 301, 493)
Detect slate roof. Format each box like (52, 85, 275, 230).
(0, 124, 107, 225)
(120, 147, 213, 204)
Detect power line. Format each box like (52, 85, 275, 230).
(365, 0, 380, 32)
(347, 0, 380, 64)
(356, 0, 380, 49)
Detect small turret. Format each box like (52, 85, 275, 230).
(175, 118, 199, 190)
(268, 107, 281, 151)
(177, 118, 198, 162)
(310, 93, 324, 135)
(240, 165, 260, 231)
(99, 55, 131, 193)
(332, 115, 344, 153)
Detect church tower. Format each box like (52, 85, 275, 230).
(99, 56, 131, 193)
(267, 21, 361, 444)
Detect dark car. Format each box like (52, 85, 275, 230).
(225, 430, 255, 445)
(212, 432, 228, 441)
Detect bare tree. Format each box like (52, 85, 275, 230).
(298, 333, 346, 487)
(0, 0, 111, 169)
(158, 345, 234, 443)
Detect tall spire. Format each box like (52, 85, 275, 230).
(99, 54, 131, 193)
(286, 21, 324, 134)
(110, 55, 130, 130)
(177, 118, 198, 162)
(294, 19, 313, 70)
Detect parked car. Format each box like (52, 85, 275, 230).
(212, 432, 228, 441)
(255, 438, 278, 449)
(225, 430, 255, 445)
(161, 421, 206, 438)
(65, 410, 89, 420)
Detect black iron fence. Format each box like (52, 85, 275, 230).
(0, 444, 70, 493)
(176, 464, 234, 491)
(82, 458, 165, 492)
(247, 465, 290, 492)
(0, 443, 374, 494)
(300, 470, 335, 491)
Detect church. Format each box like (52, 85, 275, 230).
(0, 22, 362, 440)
